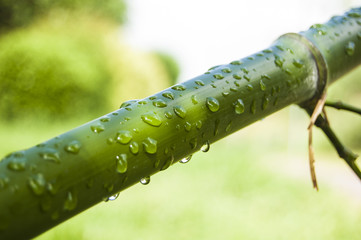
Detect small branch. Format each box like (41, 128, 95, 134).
(313, 114, 361, 180)
(325, 101, 361, 115)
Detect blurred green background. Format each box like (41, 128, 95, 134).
(0, 1, 361, 239)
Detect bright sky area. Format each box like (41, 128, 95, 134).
(124, 0, 361, 81)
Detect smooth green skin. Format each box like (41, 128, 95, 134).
(1, 7, 361, 239)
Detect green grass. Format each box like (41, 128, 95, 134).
(1, 109, 360, 240)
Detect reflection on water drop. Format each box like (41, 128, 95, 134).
(180, 155, 192, 164)
(106, 193, 119, 202)
(140, 176, 150, 185)
(201, 141, 210, 152)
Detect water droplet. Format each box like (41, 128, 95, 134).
(260, 80, 266, 91)
(64, 190, 77, 211)
(274, 54, 284, 68)
(39, 148, 60, 163)
(184, 122, 192, 132)
(116, 130, 133, 144)
(0, 175, 10, 190)
(140, 176, 150, 185)
(196, 120, 203, 129)
(251, 100, 256, 114)
(261, 74, 271, 80)
(293, 59, 304, 68)
(348, 12, 361, 18)
(116, 154, 128, 173)
(7, 154, 26, 171)
(164, 111, 173, 119)
(262, 96, 270, 110)
(153, 99, 168, 108)
(120, 100, 138, 108)
(247, 84, 254, 91)
(100, 117, 110, 122)
(106, 193, 119, 201)
(222, 92, 230, 97)
(161, 155, 174, 171)
(263, 49, 273, 53)
(137, 100, 148, 105)
(149, 96, 157, 100)
(201, 141, 210, 152)
(211, 83, 217, 88)
(241, 67, 249, 74)
(230, 60, 242, 65)
(310, 23, 327, 35)
(230, 87, 237, 92)
(172, 84, 186, 91)
(173, 105, 187, 119)
(143, 137, 157, 154)
(221, 67, 232, 73)
(64, 140, 81, 154)
(191, 95, 198, 104)
(214, 119, 220, 136)
(129, 141, 139, 155)
(189, 138, 197, 149)
(276, 45, 284, 51)
(47, 182, 59, 195)
(244, 75, 251, 81)
(206, 97, 220, 112)
(247, 56, 255, 60)
(233, 74, 242, 80)
(91, 123, 105, 133)
(162, 91, 175, 100)
(213, 73, 224, 80)
(345, 41, 355, 56)
(28, 173, 46, 196)
(180, 155, 192, 164)
(226, 121, 232, 132)
(141, 112, 162, 127)
(195, 80, 205, 86)
(234, 99, 245, 114)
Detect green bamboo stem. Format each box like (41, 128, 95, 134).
(1, 7, 361, 239)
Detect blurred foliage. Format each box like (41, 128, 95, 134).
(153, 51, 180, 85)
(0, 0, 126, 31)
(0, 5, 176, 123)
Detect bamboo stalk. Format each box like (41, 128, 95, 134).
(1, 7, 361, 239)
